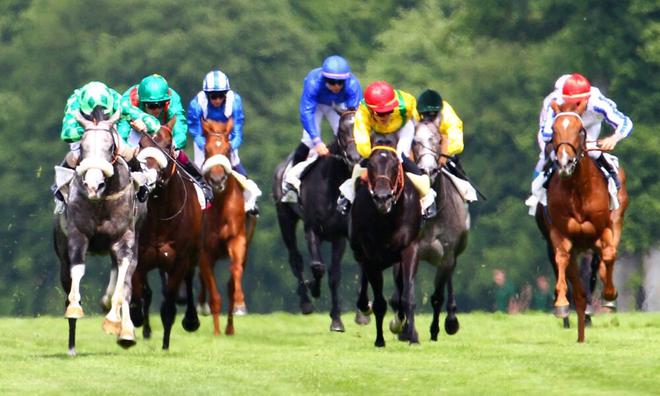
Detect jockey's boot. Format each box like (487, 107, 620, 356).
(180, 160, 214, 202)
(336, 195, 351, 216)
(246, 203, 260, 217)
(447, 156, 468, 180)
(423, 200, 437, 220)
(596, 154, 621, 189)
(292, 143, 311, 166)
(127, 158, 155, 203)
(281, 182, 298, 203)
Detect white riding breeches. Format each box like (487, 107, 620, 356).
(301, 104, 341, 148)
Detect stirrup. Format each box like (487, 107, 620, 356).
(136, 185, 149, 202)
(246, 203, 260, 217)
(423, 201, 437, 220)
(336, 196, 351, 215)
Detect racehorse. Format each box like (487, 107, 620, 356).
(408, 119, 469, 340)
(130, 118, 203, 349)
(536, 99, 628, 342)
(350, 141, 423, 347)
(197, 118, 257, 335)
(272, 111, 361, 331)
(53, 107, 142, 356)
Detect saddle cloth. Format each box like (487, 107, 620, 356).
(525, 153, 620, 216)
(441, 168, 478, 203)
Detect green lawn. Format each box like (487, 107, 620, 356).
(0, 311, 658, 395)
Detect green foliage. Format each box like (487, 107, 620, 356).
(0, 0, 657, 316)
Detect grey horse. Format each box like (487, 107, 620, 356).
(53, 108, 145, 356)
(403, 119, 469, 340)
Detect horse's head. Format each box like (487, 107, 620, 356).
(336, 110, 362, 166)
(367, 142, 404, 214)
(201, 118, 232, 192)
(138, 117, 175, 188)
(551, 100, 587, 178)
(412, 119, 442, 181)
(74, 108, 121, 200)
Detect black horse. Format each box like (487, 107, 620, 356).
(350, 142, 423, 347)
(272, 111, 361, 331)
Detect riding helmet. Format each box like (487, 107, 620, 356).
(203, 70, 231, 92)
(138, 74, 171, 103)
(562, 73, 591, 103)
(79, 81, 114, 115)
(364, 81, 398, 113)
(321, 55, 351, 80)
(416, 89, 443, 114)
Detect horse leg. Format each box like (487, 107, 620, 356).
(227, 234, 248, 316)
(64, 233, 88, 320)
(550, 231, 572, 318)
(567, 256, 587, 342)
(199, 250, 222, 335)
(429, 268, 446, 341)
(197, 270, 211, 316)
(355, 269, 371, 325)
(445, 274, 460, 335)
(104, 238, 136, 338)
(277, 208, 312, 314)
(56, 235, 77, 356)
(142, 280, 153, 339)
(160, 269, 178, 350)
(365, 265, 387, 347)
(100, 264, 117, 313)
(400, 244, 420, 345)
(328, 238, 345, 332)
(599, 228, 618, 302)
(580, 252, 595, 326)
(181, 266, 201, 333)
(389, 263, 406, 337)
(304, 228, 325, 299)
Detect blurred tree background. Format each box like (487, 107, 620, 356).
(0, 0, 657, 316)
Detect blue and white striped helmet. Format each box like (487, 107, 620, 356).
(203, 70, 230, 92)
(321, 55, 351, 80)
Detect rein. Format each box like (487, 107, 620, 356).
(159, 170, 188, 221)
(368, 145, 405, 204)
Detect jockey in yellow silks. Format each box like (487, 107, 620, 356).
(337, 81, 437, 219)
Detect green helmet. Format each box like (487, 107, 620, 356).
(416, 89, 443, 114)
(79, 81, 114, 115)
(138, 74, 171, 102)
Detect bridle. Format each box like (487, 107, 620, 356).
(553, 112, 587, 161)
(368, 145, 405, 204)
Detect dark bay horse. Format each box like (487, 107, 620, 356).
(536, 100, 628, 342)
(272, 111, 361, 331)
(197, 118, 257, 336)
(350, 142, 423, 347)
(53, 108, 143, 356)
(130, 118, 203, 349)
(410, 120, 469, 340)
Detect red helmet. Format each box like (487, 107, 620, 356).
(364, 81, 398, 113)
(562, 73, 591, 103)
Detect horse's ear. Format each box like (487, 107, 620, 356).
(74, 110, 94, 130)
(108, 108, 121, 125)
(167, 115, 177, 129)
(550, 100, 560, 114)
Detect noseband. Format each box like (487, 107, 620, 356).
(368, 145, 405, 203)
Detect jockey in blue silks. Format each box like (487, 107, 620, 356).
(281, 55, 362, 201)
(187, 70, 261, 215)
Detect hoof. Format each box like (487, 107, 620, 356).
(102, 319, 121, 335)
(602, 300, 617, 311)
(330, 318, 345, 332)
(603, 290, 618, 302)
(300, 301, 314, 315)
(117, 329, 136, 349)
(389, 316, 406, 334)
(374, 339, 385, 348)
(99, 296, 111, 313)
(585, 304, 594, 316)
(354, 310, 370, 326)
(562, 317, 570, 329)
(225, 325, 235, 336)
(430, 331, 438, 342)
(444, 317, 460, 335)
(65, 304, 84, 319)
(143, 327, 151, 339)
(585, 315, 592, 327)
(68, 347, 76, 357)
(554, 305, 570, 318)
(196, 303, 211, 316)
(233, 303, 248, 316)
(181, 315, 200, 332)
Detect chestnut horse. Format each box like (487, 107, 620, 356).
(130, 118, 203, 349)
(350, 142, 423, 347)
(198, 119, 257, 335)
(537, 100, 628, 342)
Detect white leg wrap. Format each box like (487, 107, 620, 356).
(68, 264, 85, 306)
(105, 258, 129, 324)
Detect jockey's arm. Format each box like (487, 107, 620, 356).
(353, 105, 372, 158)
(593, 91, 633, 151)
(440, 101, 464, 156)
(186, 98, 205, 150)
(299, 78, 323, 147)
(229, 94, 245, 151)
(61, 91, 84, 143)
(168, 89, 188, 150)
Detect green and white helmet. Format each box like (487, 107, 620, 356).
(138, 74, 171, 102)
(79, 81, 114, 115)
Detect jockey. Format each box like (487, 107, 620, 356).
(187, 70, 261, 215)
(57, 81, 161, 202)
(539, 73, 633, 188)
(280, 55, 362, 202)
(533, 74, 571, 178)
(336, 81, 437, 219)
(416, 89, 468, 177)
(119, 74, 214, 203)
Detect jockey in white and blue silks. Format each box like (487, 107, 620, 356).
(187, 70, 247, 175)
(533, 74, 571, 178)
(187, 70, 261, 215)
(281, 55, 362, 202)
(538, 73, 633, 188)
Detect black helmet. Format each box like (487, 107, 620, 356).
(417, 89, 443, 113)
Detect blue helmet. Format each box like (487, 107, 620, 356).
(321, 55, 351, 80)
(203, 70, 230, 92)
